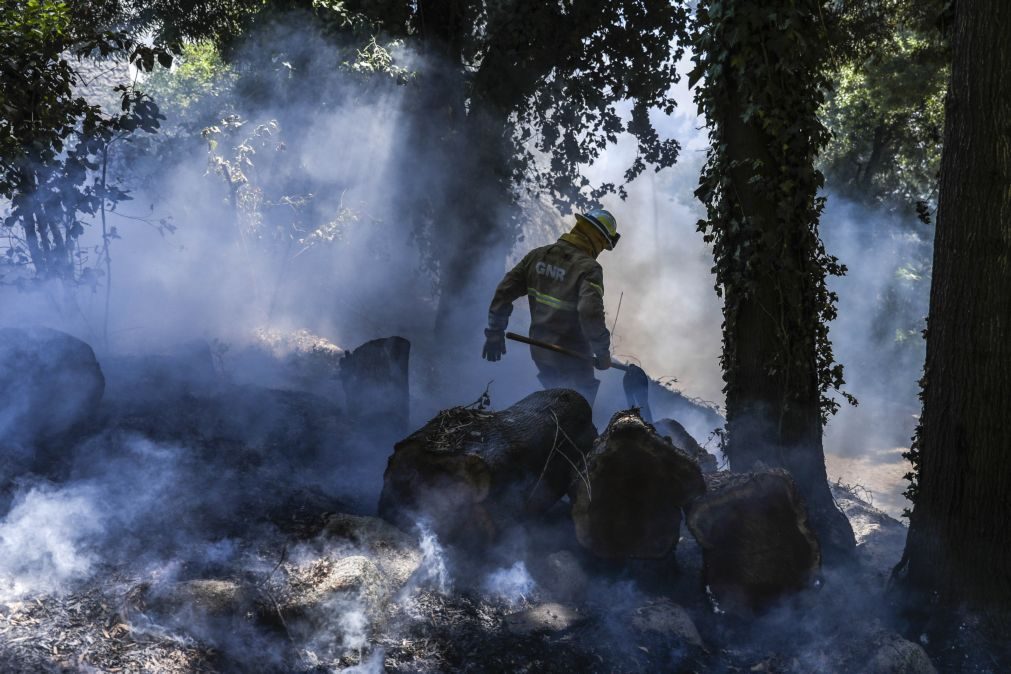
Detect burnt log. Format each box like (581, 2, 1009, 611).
(685, 469, 821, 614)
(570, 410, 705, 559)
(379, 388, 595, 543)
(340, 336, 410, 435)
(654, 417, 719, 473)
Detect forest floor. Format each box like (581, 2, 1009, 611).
(0, 331, 959, 673)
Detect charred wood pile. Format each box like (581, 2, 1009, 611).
(0, 326, 927, 672)
(381, 392, 825, 614)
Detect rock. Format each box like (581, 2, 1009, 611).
(864, 632, 937, 674)
(628, 599, 703, 648)
(504, 602, 582, 635)
(0, 327, 104, 446)
(539, 550, 589, 601)
(322, 513, 423, 588)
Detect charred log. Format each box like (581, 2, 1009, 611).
(378, 388, 595, 543)
(655, 417, 719, 473)
(340, 336, 410, 434)
(570, 410, 705, 560)
(686, 469, 820, 614)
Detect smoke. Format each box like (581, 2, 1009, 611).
(571, 54, 930, 515)
(0, 482, 105, 600)
(0, 9, 937, 671)
(412, 523, 452, 595)
(482, 561, 537, 605)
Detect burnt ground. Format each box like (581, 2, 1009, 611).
(0, 336, 992, 673)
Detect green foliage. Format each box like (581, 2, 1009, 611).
(691, 0, 853, 421)
(0, 0, 168, 282)
(202, 115, 356, 256)
(142, 40, 237, 112)
(346, 0, 690, 207)
(820, 17, 948, 210)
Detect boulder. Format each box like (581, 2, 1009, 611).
(379, 389, 595, 544)
(0, 327, 104, 445)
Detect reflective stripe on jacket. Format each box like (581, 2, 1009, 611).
(487, 240, 610, 357)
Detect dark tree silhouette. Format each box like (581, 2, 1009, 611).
(893, 0, 1011, 625)
(691, 0, 856, 560)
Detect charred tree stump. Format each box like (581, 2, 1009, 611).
(686, 469, 821, 614)
(379, 388, 595, 543)
(570, 410, 705, 560)
(340, 336, 410, 434)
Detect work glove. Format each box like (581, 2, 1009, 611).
(483, 329, 506, 362)
(594, 352, 612, 371)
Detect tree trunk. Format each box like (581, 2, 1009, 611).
(704, 0, 856, 561)
(378, 388, 595, 544)
(570, 410, 705, 559)
(686, 469, 821, 615)
(895, 0, 1011, 616)
(431, 105, 515, 343)
(340, 337, 411, 436)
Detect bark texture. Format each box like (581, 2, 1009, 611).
(896, 0, 1011, 611)
(570, 410, 705, 559)
(716, 31, 855, 561)
(686, 469, 820, 615)
(378, 388, 595, 543)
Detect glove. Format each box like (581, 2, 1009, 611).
(594, 352, 612, 371)
(482, 329, 506, 362)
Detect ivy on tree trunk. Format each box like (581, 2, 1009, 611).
(691, 0, 856, 559)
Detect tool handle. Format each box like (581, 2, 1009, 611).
(505, 332, 628, 372)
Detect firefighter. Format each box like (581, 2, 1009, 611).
(482, 208, 619, 405)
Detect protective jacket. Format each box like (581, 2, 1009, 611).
(488, 239, 610, 358)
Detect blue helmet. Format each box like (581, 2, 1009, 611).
(575, 208, 620, 249)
